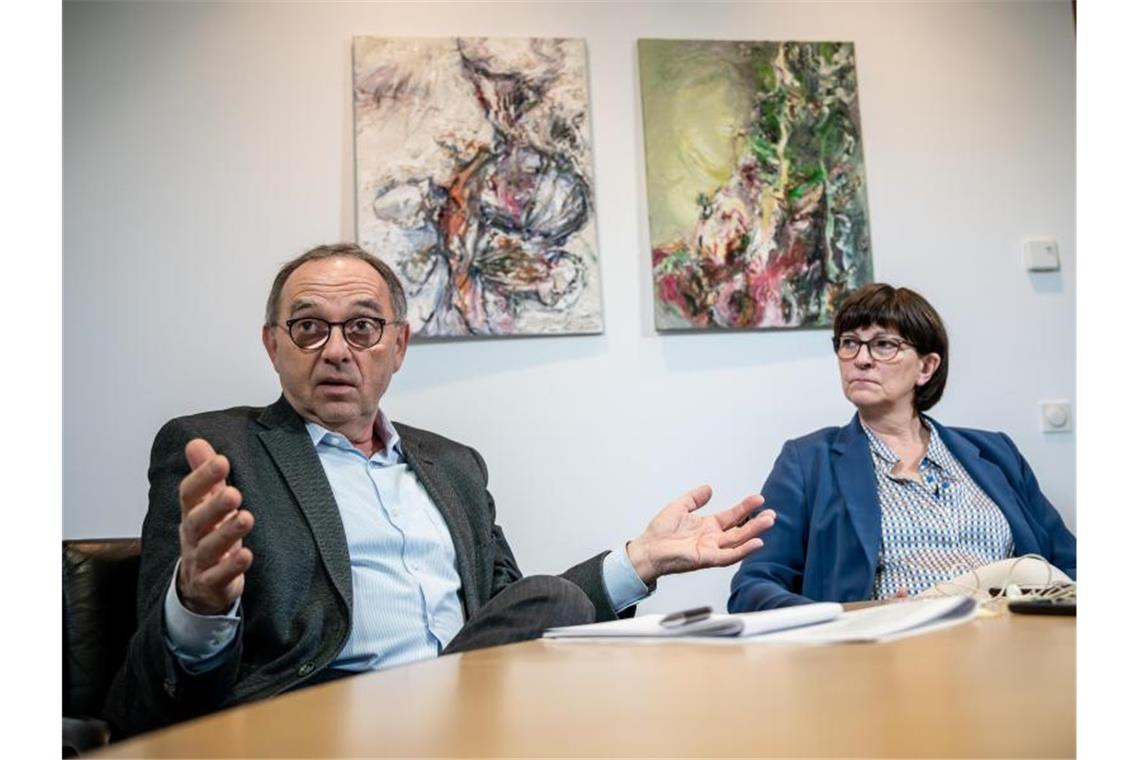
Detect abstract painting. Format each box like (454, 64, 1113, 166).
(353, 37, 602, 337)
(639, 39, 873, 330)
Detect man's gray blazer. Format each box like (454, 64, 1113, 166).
(102, 396, 616, 736)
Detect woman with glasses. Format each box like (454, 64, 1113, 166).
(728, 283, 1077, 611)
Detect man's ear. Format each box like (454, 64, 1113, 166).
(262, 324, 280, 371)
(391, 321, 411, 373)
(915, 352, 942, 387)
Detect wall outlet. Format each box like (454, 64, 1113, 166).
(1039, 401, 1073, 433)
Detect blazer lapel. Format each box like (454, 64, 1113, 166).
(832, 414, 882, 573)
(933, 420, 1041, 553)
(395, 424, 481, 614)
(255, 398, 353, 612)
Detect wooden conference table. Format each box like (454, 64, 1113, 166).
(95, 606, 1073, 758)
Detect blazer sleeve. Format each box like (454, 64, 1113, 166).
(102, 418, 244, 738)
(999, 433, 1078, 579)
(728, 441, 816, 611)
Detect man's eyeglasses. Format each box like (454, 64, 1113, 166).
(832, 335, 913, 361)
(281, 317, 392, 351)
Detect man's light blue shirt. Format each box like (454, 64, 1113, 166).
(164, 412, 650, 670)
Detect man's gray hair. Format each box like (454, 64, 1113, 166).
(264, 243, 408, 325)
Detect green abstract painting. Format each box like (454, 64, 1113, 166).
(639, 39, 873, 330)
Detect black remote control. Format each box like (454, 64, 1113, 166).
(1008, 597, 1076, 616)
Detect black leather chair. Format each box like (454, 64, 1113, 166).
(62, 539, 141, 757)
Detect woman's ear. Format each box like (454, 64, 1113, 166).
(915, 352, 942, 387)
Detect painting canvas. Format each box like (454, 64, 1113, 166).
(639, 39, 873, 330)
(353, 37, 602, 337)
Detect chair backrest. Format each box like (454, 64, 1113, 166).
(62, 539, 141, 718)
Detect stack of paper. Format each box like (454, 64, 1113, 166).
(762, 596, 978, 644)
(543, 597, 978, 645)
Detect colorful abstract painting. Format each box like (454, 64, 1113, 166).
(639, 39, 873, 330)
(353, 37, 602, 337)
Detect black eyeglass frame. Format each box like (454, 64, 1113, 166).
(281, 316, 392, 351)
(831, 335, 915, 362)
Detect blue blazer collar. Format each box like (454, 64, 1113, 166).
(831, 413, 882, 572)
(928, 419, 1041, 553)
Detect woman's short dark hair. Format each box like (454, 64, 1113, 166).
(265, 243, 407, 326)
(832, 283, 949, 412)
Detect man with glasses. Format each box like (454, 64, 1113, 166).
(104, 243, 777, 737)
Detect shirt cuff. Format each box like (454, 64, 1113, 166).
(601, 544, 651, 613)
(163, 560, 241, 672)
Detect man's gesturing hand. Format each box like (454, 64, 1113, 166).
(625, 485, 775, 584)
(176, 438, 255, 615)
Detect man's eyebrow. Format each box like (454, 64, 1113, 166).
(286, 298, 385, 316)
(287, 298, 323, 316)
(287, 299, 317, 317)
(350, 298, 384, 314)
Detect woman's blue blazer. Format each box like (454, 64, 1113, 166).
(728, 414, 1078, 611)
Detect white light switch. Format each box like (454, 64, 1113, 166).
(1025, 239, 1060, 271)
(1039, 401, 1073, 433)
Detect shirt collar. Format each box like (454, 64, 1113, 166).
(921, 422, 955, 472)
(304, 409, 404, 464)
(861, 418, 900, 467)
(860, 415, 951, 474)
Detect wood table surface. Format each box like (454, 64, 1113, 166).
(94, 607, 1074, 758)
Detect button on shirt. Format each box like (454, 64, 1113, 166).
(865, 419, 1014, 598)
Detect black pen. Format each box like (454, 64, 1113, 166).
(660, 605, 713, 628)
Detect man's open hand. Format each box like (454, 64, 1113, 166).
(625, 485, 775, 584)
(176, 438, 254, 615)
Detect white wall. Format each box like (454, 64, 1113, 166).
(63, 1, 1075, 613)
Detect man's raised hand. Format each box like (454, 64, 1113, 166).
(176, 438, 254, 615)
(625, 485, 775, 583)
